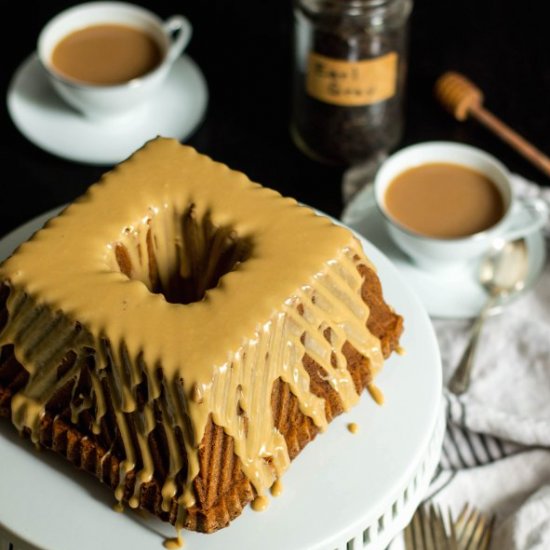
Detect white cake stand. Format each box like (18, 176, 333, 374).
(0, 208, 443, 550)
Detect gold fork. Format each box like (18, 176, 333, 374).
(454, 504, 495, 550)
(403, 503, 495, 550)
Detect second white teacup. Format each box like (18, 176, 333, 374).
(374, 142, 548, 269)
(38, 2, 192, 120)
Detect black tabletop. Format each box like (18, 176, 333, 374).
(2, 0, 549, 240)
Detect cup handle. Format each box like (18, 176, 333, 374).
(163, 15, 193, 63)
(500, 196, 549, 241)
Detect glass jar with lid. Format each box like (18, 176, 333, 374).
(291, 0, 413, 166)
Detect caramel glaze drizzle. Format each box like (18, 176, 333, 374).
(0, 138, 385, 534)
(251, 495, 269, 512)
(163, 534, 184, 549)
(270, 479, 283, 497)
(347, 422, 359, 434)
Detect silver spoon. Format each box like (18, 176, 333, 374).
(448, 239, 530, 395)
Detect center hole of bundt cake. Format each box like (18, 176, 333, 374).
(113, 205, 252, 305)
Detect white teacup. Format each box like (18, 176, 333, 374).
(374, 142, 548, 269)
(38, 2, 192, 120)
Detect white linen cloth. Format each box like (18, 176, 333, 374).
(343, 173, 550, 549)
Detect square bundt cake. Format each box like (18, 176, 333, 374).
(0, 138, 403, 540)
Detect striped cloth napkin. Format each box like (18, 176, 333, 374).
(424, 175, 550, 549)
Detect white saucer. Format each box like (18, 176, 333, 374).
(7, 53, 208, 165)
(342, 185, 546, 319)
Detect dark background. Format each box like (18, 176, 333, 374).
(2, 0, 549, 239)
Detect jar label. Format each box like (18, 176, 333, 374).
(306, 52, 398, 106)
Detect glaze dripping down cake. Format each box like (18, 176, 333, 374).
(0, 138, 403, 534)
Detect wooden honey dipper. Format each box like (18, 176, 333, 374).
(435, 71, 550, 178)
